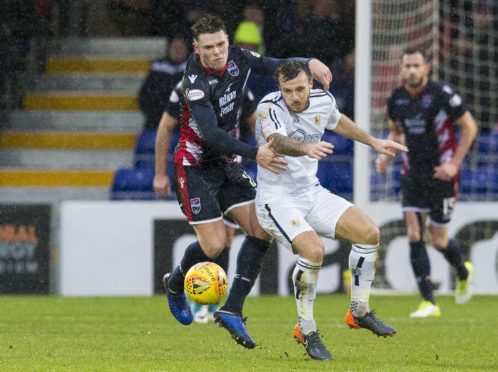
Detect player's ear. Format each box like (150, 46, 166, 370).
(193, 41, 199, 54)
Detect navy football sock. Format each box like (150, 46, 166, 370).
(437, 239, 468, 280)
(212, 246, 230, 273)
(410, 240, 435, 304)
(168, 241, 210, 293)
(221, 236, 270, 314)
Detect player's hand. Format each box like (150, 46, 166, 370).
(375, 154, 391, 173)
(256, 140, 287, 174)
(153, 174, 171, 197)
(309, 59, 332, 91)
(433, 161, 459, 181)
(303, 141, 334, 160)
(371, 138, 408, 158)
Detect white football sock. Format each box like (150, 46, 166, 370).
(349, 244, 378, 317)
(293, 257, 321, 335)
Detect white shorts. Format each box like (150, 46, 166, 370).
(256, 186, 353, 251)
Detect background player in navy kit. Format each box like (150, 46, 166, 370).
(376, 48, 477, 318)
(255, 60, 405, 360)
(162, 14, 333, 349)
(153, 80, 257, 323)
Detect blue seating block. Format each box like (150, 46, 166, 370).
(110, 167, 155, 200)
(322, 130, 353, 155)
(317, 160, 353, 197)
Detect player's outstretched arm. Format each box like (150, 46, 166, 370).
(375, 119, 406, 173)
(153, 112, 176, 197)
(333, 114, 408, 158)
(267, 133, 333, 159)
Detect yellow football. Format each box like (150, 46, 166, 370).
(184, 262, 228, 305)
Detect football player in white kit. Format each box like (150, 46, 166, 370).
(255, 60, 408, 360)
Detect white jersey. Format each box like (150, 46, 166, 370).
(255, 89, 341, 202)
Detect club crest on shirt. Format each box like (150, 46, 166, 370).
(190, 197, 201, 214)
(227, 60, 239, 76)
(314, 115, 321, 125)
(290, 219, 300, 227)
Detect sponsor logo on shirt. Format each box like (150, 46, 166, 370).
(219, 84, 237, 116)
(186, 89, 205, 101)
(314, 115, 321, 125)
(422, 94, 432, 108)
(188, 74, 198, 83)
(208, 79, 218, 85)
(289, 129, 321, 143)
(404, 113, 426, 134)
(395, 99, 410, 105)
(227, 60, 239, 76)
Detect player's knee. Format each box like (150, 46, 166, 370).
(224, 227, 236, 247)
(200, 235, 227, 258)
(303, 241, 325, 262)
(363, 224, 380, 245)
(432, 235, 448, 250)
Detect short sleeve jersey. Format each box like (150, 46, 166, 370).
(173, 46, 277, 166)
(387, 80, 466, 179)
(255, 89, 341, 202)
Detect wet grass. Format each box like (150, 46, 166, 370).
(1, 294, 497, 371)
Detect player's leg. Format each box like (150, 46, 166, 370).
(257, 197, 332, 360)
(198, 220, 237, 323)
(428, 193, 472, 304)
(211, 163, 270, 348)
(403, 210, 440, 318)
(430, 182, 472, 304)
(291, 231, 332, 360)
(400, 176, 440, 317)
(331, 205, 395, 337)
(213, 203, 271, 348)
(164, 164, 228, 325)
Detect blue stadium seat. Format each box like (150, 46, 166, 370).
(477, 132, 498, 153)
(317, 159, 353, 198)
(322, 130, 353, 155)
(134, 130, 156, 167)
(110, 167, 156, 200)
(134, 129, 180, 168)
(460, 166, 498, 196)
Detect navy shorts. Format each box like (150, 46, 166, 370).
(401, 175, 457, 225)
(174, 160, 256, 224)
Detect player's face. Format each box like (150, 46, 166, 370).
(279, 71, 313, 113)
(193, 31, 229, 71)
(400, 53, 429, 89)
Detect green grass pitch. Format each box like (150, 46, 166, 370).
(1, 294, 497, 371)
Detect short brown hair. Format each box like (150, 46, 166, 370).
(402, 47, 428, 62)
(191, 14, 226, 41)
(274, 60, 312, 83)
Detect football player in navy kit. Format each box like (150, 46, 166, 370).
(376, 48, 477, 318)
(162, 14, 333, 349)
(154, 80, 257, 323)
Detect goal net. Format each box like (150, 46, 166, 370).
(368, 0, 498, 202)
(357, 0, 498, 292)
